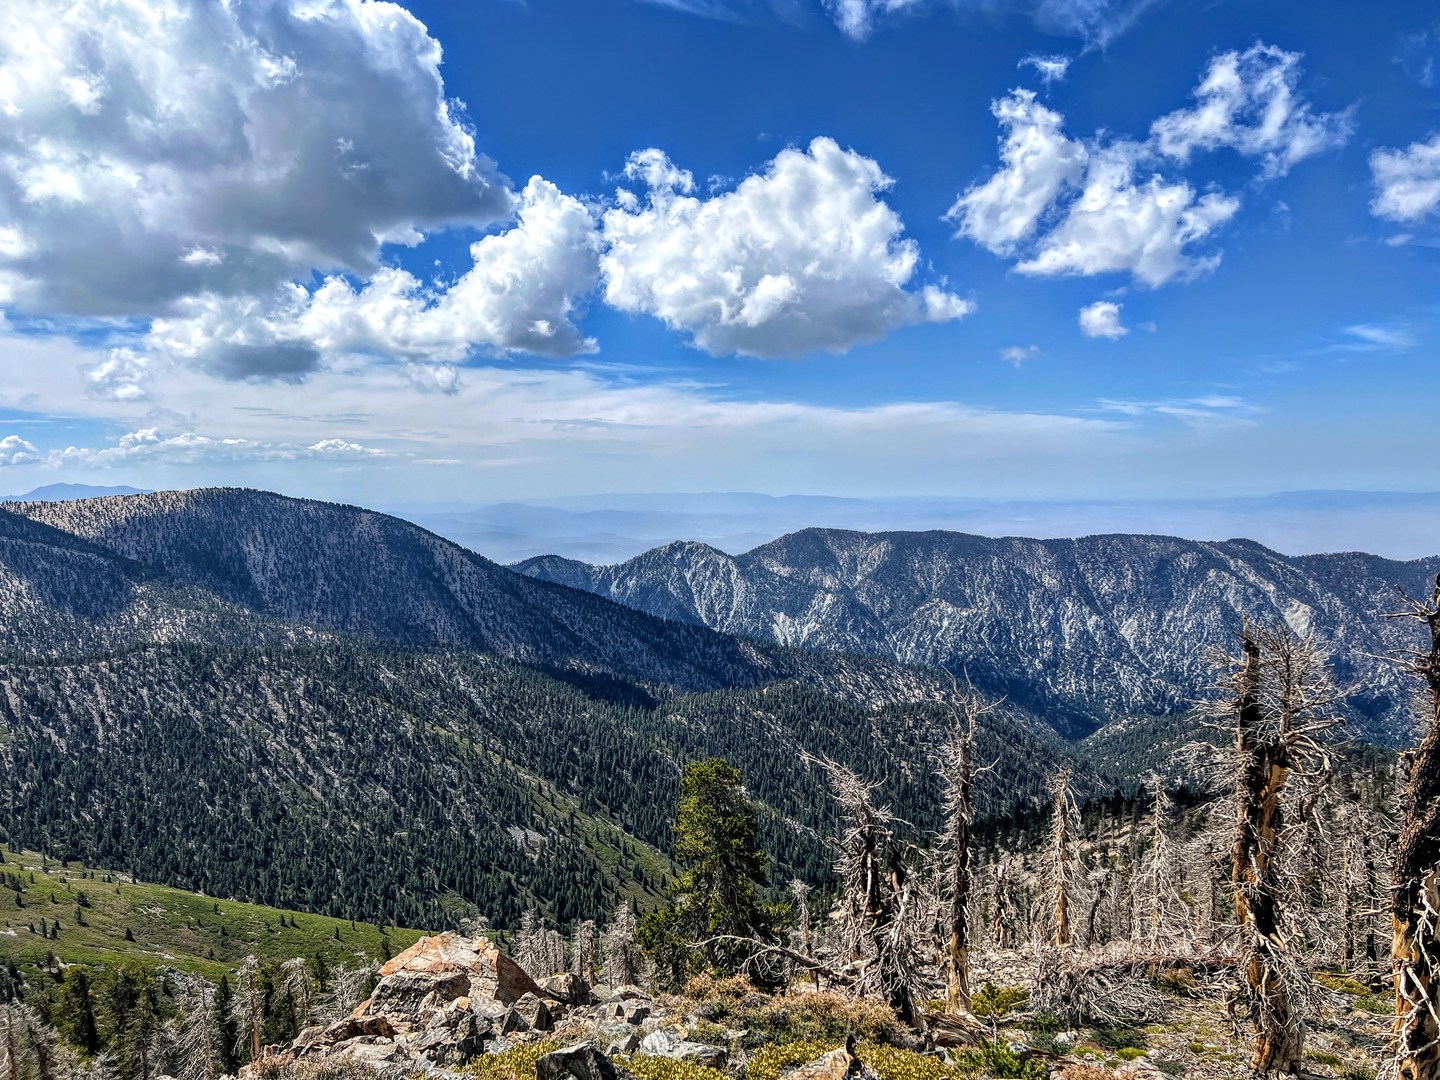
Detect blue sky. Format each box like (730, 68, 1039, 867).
(0, 0, 1438, 508)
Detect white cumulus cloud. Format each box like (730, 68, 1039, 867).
(946, 90, 1087, 256)
(950, 43, 1342, 288)
(143, 176, 601, 377)
(0, 434, 40, 466)
(1018, 143, 1238, 286)
(1150, 43, 1352, 178)
(0, 0, 512, 316)
(1078, 300, 1128, 339)
(1370, 134, 1440, 224)
(600, 138, 972, 357)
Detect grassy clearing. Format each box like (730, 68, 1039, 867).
(0, 847, 426, 982)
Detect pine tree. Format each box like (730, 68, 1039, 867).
(638, 759, 775, 985)
(55, 967, 99, 1056)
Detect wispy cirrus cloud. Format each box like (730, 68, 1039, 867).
(1338, 324, 1416, 351)
(0, 429, 394, 470)
(1019, 54, 1071, 86)
(631, 0, 1164, 46)
(1096, 394, 1261, 427)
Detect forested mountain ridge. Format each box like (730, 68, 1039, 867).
(0, 489, 1082, 929)
(515, 528, 1440, 741)
(2, 488, 788, 691)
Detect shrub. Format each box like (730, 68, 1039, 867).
(293, 1059, 383, 1080)
(464, 1040, 562, 1080)
(744, 1040, 836, 1080)
(1315, 973, 1370, 996)
(618, 1056, 730, 1080)
(948, 1042, 1046, 1080)
(971, 983, 1030, 1020)
(683, 973, 757, 1000)
(854, 1045, 959, 1080)
(1087, 1026, 1146, 1051)
(1352, 993, 1391, 1015)
(689, 990, 903, 1047)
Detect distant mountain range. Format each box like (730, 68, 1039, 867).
(0, 488, 1065, 927)
(2, 486, 1430, 930)
(0, 483, 150, 502)
(516, 529, 1440, 742)
(386, 489, 1440, 564)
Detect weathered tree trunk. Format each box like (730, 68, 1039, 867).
(1391, 574, 1440, 1080)
(1050, 768, 1076, 949)
(941, 694, 979, 1013)
(1231, 632, 1303, 1074)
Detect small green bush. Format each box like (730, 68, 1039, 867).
(1315, 972, 1370, 996)
(1088, 1026, 1146, 1051)
(685, 991, 902, 1048)
(617, 1056, 729, 1080)
(948, 1042, 1046, 1080)
(744, 1041, 836, 1080)
(463, 1040, 562, 1080)
(971, 982, 1030, 1020)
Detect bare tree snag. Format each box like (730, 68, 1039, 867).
(1049, 766, 1079, 949)
(1386, 574, 1440, 1080)
(810, 754, 924, 1028)
(1224, 624, 1340, 1075)
(936, 684, 996, 1013)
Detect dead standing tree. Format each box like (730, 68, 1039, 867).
(1133, 780, 1193, 952)
(1385, 573, 1440, 1080)
(1223, 623, 1341, 1075)
(1048, 766, 1081, 949)
(935, 686, 999, 1013)
(811, 755, 926, 1028)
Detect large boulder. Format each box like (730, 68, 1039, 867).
(638, 1029, 727, 1067)
(536, 1042, 637, 1080)
(780, 1039, 881, 1080)
(540, 972, 593, 1005)
(355, 931, 543, 1028)
(285, 932, 542, 1068)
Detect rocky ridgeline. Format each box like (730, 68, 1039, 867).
(254, 932, 734, 1076)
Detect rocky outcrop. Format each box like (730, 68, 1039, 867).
(637, 1029, 727, 1066)
(264, 932, 559, 1070)
(540, 972, 592, 1005)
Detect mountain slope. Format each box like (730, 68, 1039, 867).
(0, 643, 1073, 929)
(3, 489, 786, 691)
(0, 490, 1084, 929)
(0, 848, 421, 982)
(515, 529, 1440, 740)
